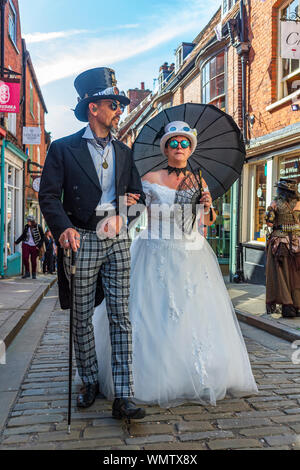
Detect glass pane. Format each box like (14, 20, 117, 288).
(206, 189, 231, 261)
(216, 52, 225, 76)
(210, 57, 216, 80)
(7, 165, 13, 186)
(216, 74, 225, 97)
(210, 77, 217, 101)
(291, 59, 300, 73)
(254, 163, 267, 241)
(282, 58, 290, 78)
(279, 156, 300, 183)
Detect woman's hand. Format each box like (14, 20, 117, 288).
(200, 191, 212, 211)
(124, 193, 140, 206)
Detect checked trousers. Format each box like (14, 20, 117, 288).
(63, 228, 134, 398)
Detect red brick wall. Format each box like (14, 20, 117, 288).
(2, 0, 23, 146)
(127, 88, 150, 114)
(24, 61, 47, 212)
(247, 0, 300, 140)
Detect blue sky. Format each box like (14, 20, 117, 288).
(19, 0, 221, 140)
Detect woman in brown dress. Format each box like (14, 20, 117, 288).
(265, 178, 300, 318)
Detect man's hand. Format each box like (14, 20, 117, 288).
(58, 228, 81, 252)
(98, 215, 123, 239)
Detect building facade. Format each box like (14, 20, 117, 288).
(0, 0, 48, 277)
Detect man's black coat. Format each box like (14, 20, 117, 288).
(39, 127, 145, 309)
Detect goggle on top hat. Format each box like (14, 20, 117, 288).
(74, 67, 130, 122)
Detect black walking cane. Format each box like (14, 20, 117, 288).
(67, 249, 76, 434)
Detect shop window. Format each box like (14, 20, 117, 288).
(254, 163, 267, 242)
(201, 51, 226, 111)
(279, 155, 300, 190)
(4, 163, 21, 264)
(207, 189, 231, 264)
(279, 0, 300, 99)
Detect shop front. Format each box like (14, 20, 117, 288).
(241, 144, 300, 284)
(0, 140, 27, 277)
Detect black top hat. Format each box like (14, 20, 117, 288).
(74, 67, 130, 122)
(275, 178, 298, 193)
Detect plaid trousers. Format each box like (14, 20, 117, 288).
(64, 228, 133, 398)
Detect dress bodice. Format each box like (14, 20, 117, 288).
(140, 180, 199, 242)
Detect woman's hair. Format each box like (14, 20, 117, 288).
(165, 136, 191, 148)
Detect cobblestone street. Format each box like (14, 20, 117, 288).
(0, 285, 300, 450)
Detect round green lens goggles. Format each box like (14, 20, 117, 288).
(168, 139, 191, 149)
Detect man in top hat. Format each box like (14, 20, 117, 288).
(39, 67, 146, 419)
(265, 178, 300, 318)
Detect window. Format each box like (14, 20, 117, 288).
(37, 101, 40, 125)
(279, 155, 300, 187)
(222, 0, 237, 15)
(279, 0, 300, 98)
(7, 113, 16, 135)
(4, 163, 22, 264)
(8, 0, 17, 46)
(253, 163, 267, 242)
(30, 82, 34, 116)
(175, 46, 183, 73)
(201, 51, 226, 111)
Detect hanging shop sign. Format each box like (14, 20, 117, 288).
(22, 127, 41, 145)
(281, 20, 300, 60)
(0, 78, 20, 113)
(32, 177, 41, 193)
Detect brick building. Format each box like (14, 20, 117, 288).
(22, 40, 48, 224)
(0, 0, 49, 277)
(119, 0, 300, 283)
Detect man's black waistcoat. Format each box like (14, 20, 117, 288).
(39, 127, 145, 309)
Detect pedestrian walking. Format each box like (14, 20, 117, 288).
(15, 215, 45, 279)
(265, 178, 300, 318)
(43, 229, 55, 274)
(39, 67, 146, 420)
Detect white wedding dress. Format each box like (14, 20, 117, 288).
(92, 181, 258, 407)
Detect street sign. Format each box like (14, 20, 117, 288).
(23, 127, 41, 145)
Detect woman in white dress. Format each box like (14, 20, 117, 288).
(93, 121, 258, 407)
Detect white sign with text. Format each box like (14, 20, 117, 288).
(281, 21, 300, 60)
(22, 127, 41, 145)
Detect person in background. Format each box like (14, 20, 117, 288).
(265, 178, 300, 318)
(15, 215, 45, 279)
(43, 229, 55, 274)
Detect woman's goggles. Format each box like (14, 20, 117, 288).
(168, 139, 191, 149)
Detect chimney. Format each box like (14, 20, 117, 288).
(141, 82, 145, 90)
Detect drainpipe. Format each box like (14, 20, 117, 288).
(232, 0, 250, 283)
(0, 138, 5, 277)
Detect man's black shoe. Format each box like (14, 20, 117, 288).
(77, 382, 99, 408)
(32, 273, 36, 279)
(112, 398, 146, 420)
(22, 272, 30, 279)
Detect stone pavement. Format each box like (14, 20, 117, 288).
(0, 274, 57, 348)
(227, 283, 300, 342)
(0, 283, 300, 450)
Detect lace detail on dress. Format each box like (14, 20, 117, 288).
(168, 292, 183, 322)
(184, 271, 198, 298)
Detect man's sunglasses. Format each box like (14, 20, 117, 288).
(110, 100, 125, 113)
(168, 139, 191, 149)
